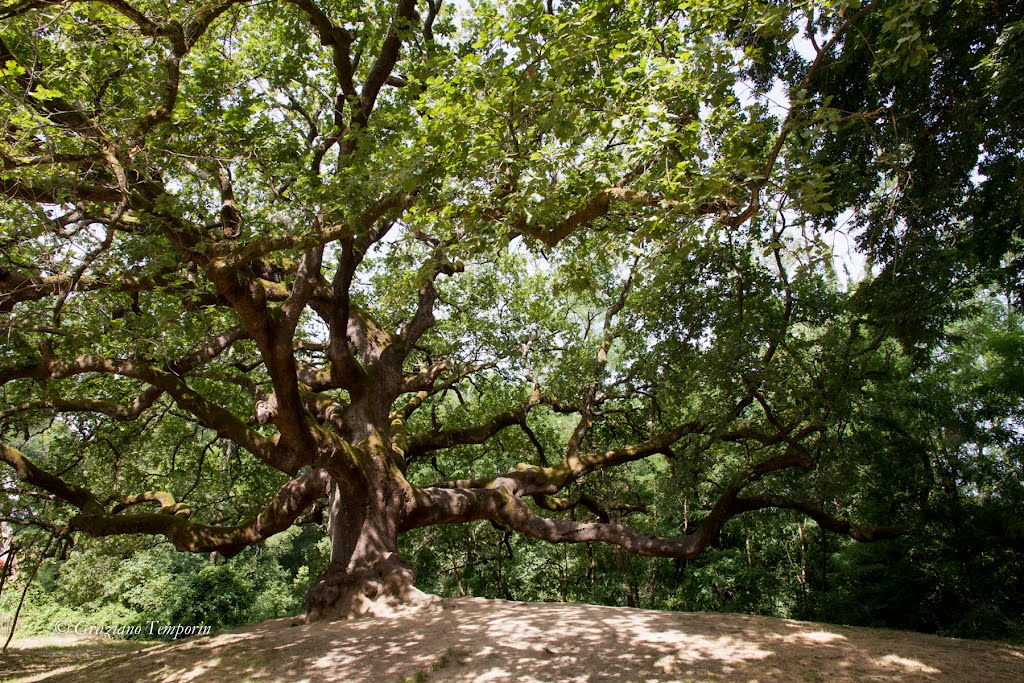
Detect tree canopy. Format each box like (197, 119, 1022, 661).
(1, 0, 1021, 620)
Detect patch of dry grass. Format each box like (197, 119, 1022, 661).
(1, 636, 147, 683)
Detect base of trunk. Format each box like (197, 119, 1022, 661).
(304, 553, 439, 620)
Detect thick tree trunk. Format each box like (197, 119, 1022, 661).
(303, 430, 436, 620)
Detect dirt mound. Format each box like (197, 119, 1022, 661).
(3, 598, 1022, 682)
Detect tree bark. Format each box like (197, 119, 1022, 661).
(304, 430, 436, 620)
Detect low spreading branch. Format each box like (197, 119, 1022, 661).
(0, 443, 330, 558)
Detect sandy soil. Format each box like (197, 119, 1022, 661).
(2, 598, 1022, 682)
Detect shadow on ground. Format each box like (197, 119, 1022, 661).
(3, 598, 1022, 682)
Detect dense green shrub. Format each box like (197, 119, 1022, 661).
(1, 524, 326, 641)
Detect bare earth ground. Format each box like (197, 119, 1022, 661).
(2, 598, 1022, 683)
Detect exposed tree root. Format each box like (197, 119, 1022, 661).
(304, 554, 440, 620)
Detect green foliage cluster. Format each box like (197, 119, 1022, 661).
(1, 525, 326, 639)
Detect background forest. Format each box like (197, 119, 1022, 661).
(2, 0, 1023, 646)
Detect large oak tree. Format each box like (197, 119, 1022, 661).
(1, 0, 1018, 618)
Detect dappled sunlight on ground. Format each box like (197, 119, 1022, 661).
(2, 598, 1022, 682)
(873, 654, 941, 674)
